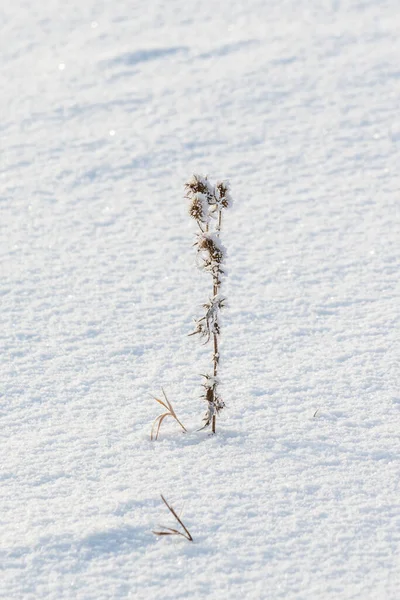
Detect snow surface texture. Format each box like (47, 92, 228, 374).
(1, 1, 400, 598)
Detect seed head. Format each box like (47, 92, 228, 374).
(189, 192, 208, 223)
(185, 174, 210, 196)
(215, 180, 232, 209)
(197, 232, 225, 264)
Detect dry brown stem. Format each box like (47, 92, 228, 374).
(152, 494, 193, 541)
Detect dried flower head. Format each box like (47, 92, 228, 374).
(188, 192, 208, 223)
(185, 174, 214, 205)
(215, 180, 233, 209)
(197, 232, 225, 264)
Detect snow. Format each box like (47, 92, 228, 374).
(1, 0, 399, 598)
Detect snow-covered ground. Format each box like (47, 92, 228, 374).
(1, 1, 399, 598)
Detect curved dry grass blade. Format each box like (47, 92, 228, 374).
(162, 390, 187, 434)
(150, 417, 160, 442)
(154, 526, 183, 536)
(160, 494, 193, 541)
(152, 395, 169, 410)
(152, 528, 188, 539)
(151, 413, 167, 441)
(162, 389, 172, 409)
(155, 413, 168, 441)
(151, 413, 169, 441)
(152, 502, 193, 540)
(150, 391, 187, 440)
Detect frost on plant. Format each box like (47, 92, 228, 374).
(185, 174, 232, 433)
(189, 294, 225, 343)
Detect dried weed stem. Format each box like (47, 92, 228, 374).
(185, 174, 232, 432)
(152, 494, 193, 541)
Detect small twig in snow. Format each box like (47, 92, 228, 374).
(152, 494, 193, 541)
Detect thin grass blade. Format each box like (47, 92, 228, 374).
(155, 413, 168, 441)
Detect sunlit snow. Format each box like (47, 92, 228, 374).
(1, 1, 399, 599)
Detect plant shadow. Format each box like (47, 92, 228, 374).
(78, 525, 151, 559)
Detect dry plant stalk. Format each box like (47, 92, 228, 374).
(151, 389, 187, 441)
(152, 494, 193, 541)
(185, 174, 233, 433)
